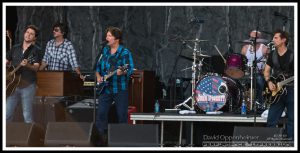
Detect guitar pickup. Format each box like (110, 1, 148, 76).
(83, 81, 95, 86)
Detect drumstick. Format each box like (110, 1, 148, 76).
(214, 45, 226, 64)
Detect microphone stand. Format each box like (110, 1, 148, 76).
(251, 22, 261, 127)
(92, 44, 106, 123)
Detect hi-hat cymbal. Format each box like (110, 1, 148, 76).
(179, 54, 211, 61)
(182, 39, 209, 43)
(197, 53, 211, 57)
(238, 38, 269, 44)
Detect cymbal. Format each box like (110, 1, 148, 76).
(197, 53, 211, 57)
(238, 38, 269, 44)
(182, 39, 209, 43)
(179, 54, 211, 61)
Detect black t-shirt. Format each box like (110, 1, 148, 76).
(6, 43, 41, 88)
(266, 49, 294, 77)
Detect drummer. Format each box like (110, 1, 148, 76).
(241, 30, 269, 110)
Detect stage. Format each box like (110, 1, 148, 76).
(130, 112, 287, 147)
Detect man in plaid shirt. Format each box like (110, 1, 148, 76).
(39, 22, 84, 80)
(95, 26, 134, 146)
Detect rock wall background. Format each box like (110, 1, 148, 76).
(7, 5, 294, 85)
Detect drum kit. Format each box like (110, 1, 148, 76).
(174, 36, 270, 113)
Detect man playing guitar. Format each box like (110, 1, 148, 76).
(6, 25, 41, 123)
(263, 29, 294, 141)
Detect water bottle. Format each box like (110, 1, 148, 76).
(241, 100, 246, 115)
(206, 102, 210, 112)
(154, 100, 160, 113)
(213, 103, 218, 112)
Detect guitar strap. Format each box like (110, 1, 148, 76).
(272, 50, 293, 77)
(109, 47, 124, 70)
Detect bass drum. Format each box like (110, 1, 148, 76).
(194, 74, 242, 112)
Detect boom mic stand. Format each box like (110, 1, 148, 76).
(92, 44, 106, 123)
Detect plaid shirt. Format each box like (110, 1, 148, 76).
(96, 45, 134, 94)
(42, 39, 79, 70)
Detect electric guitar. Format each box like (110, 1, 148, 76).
(96, 64, 129, 92)
(265, 74, 294, 105)
(6, 45, 34, 97)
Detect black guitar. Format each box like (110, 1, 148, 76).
(265, 74, 294, 105)
(6, 45, 34, 97)
(96, 64, 129, 93)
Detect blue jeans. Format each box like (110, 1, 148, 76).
(95, 90, 129, 135)
(6, 83, 36, 123)
(267, 86, 294, 140)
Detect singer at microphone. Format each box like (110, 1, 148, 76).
(94, 26, 135, 141)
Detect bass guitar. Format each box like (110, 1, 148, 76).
(265, 74, 294, 105)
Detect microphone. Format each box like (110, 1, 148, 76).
(189, 17, 205, 24)
(101, 40, 108, 45)
(267, 41, 274, 48)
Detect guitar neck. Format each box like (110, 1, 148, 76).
(104, 70, 118, 81)
(10, 64, 22, 75)
(279, 76, 294, 86)
(103, 64, 128, 81)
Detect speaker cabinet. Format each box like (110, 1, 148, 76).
(6, 122, 45, 147)
(108, 123, 159, 147)
(129, 70, 156, 113)
(13, 96, 66, 128)
(44, 122, 99, 147)
(232, 126, 284, 147)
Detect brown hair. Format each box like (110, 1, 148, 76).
(105, 26, 123, 44)
(24, 25, 39, 38)
(274, 29, 289, 46)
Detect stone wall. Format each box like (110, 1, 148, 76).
(9, 5, 294, 84)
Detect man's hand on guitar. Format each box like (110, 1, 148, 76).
(79, 74, 86, 81)
(117, 66, 127, 75)
(267, 81, 276, 91)
(97, 76, 104, 83)
(20, 59, 28, 66)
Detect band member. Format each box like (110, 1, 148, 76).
(241, 30, 269, 109)
(95, 26, 134, 145)
(39, 22, 84, 80)
(264, 29, 294, 140)
(6, 25, 41, 123)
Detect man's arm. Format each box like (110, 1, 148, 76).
(21, 59, 40, 72)
(263, 64, 271, 82)
(264, 64, 276, 91)
(241, 45, 248, 56)
(39, 61, 48, 70)
(75, 67, 85, 81)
